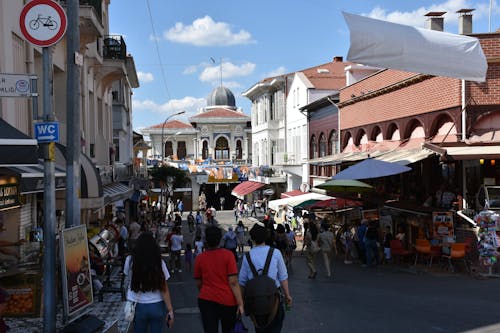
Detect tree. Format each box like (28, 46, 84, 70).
(150, 165, 189, 190)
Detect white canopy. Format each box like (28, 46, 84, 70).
(268, 192, 332, 211)
(342, 12, 488, 82)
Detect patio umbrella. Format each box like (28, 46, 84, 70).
(293, 199, 322, 210)
(308, 197, 363, 210)
(333, 158, 411, 180)
(316, 179, 373, 193)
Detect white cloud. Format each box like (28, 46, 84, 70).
(212, 81, 242, 89)
(133, 96, 206, 118)
(264, 66, 287, 78)
(137, 71, 154, 83)
(182, 65, 198, 75)
(199, 62, 255, 82)
(364, 0, 479, 28)
(164, 16, 255, 46)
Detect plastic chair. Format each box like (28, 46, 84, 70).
(414, 239, 431, 267)
(390, 240, 413, 264)
(442, 243, 469, 273)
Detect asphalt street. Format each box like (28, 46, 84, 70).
(163, 210, 500, 333)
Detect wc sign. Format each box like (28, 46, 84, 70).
(34, 121, 59, 143)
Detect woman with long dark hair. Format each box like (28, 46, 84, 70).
(124, 232, 174, 332)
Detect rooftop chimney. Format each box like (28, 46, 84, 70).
(333, 56, 343, 63)
(457, 9, 474, 34)
(425, 12, 446, 31)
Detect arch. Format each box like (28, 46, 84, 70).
(404, 119, 424, 139)
(386, 123, 400, 141)
(342, 131, 353, 151)
(319, 133, 327, 157)
(215, 136, 229, 159)
(429, 113, 456, 137)
(310, 134, 317, 159)
(328, 130, 338, 155)
(164, 141, 173, 157)
(202, 140, 209, 159)
(235, 139, 243, 159)
(371, 126, 382, 142)
(354, 129, 366, 146)
(177, 141, 186, 159)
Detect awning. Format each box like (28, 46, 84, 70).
(375, 148, 435, 165)
(103, 182, 134, 205)
(54, 143, 104, 209)
(0, 118, 38, 165)
(0, 161, 66, 194)
(438, 145, 500, 160)
(268, 192, 332, 211)
(231, 180, 265, 199)
(280, 189, 305, 198)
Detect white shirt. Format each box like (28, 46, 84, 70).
(194, 241, 204, 255)
(170, 234, 183, 251)
(124, 256, 170, 304)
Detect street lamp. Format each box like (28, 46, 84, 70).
(159, 110, 185, 218)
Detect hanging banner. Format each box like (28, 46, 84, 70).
(60, 225, 93, 317)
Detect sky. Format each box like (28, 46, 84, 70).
(108, 0, 500, 133)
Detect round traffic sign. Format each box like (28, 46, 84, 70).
(19, 0, 67, 47)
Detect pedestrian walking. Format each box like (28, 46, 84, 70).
(355, 220, 368, 266)
(284, 224, 296, 268)
(239, 222, 292, 333)
(223, 227, 238, 262)
(364, 220, 380, 267)
(304, 222, 320, 279)
(194, 226, 244, 333)
(250, 201, 257, 217)
(318, 224, 336, 278)
(194, 235, 204, 257)
(382, 226, 393, 263)
(187, 211, 195, 233)
(170, 227, 183, 273)
(128, 220, 141, 251)
(236, 220, 247, 255)
(196, 211, 203, 226)
(184, 243, 193, 272)
(123, 232, 174, 332)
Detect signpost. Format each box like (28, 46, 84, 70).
(0, 73, 34, 97)
(19, 1, 67, 332)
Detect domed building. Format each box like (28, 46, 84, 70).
(142, 85, 252, 210)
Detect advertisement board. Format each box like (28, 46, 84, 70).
(60, 225, 93, 317)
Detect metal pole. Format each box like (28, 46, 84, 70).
(42, 47, 56, 333)
(66, 0, 81, 227)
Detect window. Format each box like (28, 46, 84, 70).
(328, 130, 338, 155)
(165, 141, 173, 157)
(215, 137, 229, 160)
(310, 135, 317, 159)
(202, 141, 209, 159)
(236, 140, 242, 159)
(319, 133, 326, 157)
(177, 141, 186, 159)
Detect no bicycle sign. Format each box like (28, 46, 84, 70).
(19, 0, 67, 47)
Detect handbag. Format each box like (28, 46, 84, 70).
(230, 315, 248, 333)
(124, 300, 136, 322)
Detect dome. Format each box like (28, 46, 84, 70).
(207, 86, 236, 109)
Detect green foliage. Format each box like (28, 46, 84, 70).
(150, 165, 189, 188)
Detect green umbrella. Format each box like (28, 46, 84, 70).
(315, 179, 373, 193)
(293, 199, 322, 209)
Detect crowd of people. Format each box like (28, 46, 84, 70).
(120, 200, 293, 333)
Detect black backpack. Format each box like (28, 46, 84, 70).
(244, 248, 280, 329)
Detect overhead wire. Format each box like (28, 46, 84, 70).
(145, 0, 171, 101)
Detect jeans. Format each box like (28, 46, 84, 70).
(365, 239, 380, 266)
(255, 301, 285, 333)
(198, 298, 237, 333)
(134, 301, 166, 333)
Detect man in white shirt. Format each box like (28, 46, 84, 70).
(169, 227, 184, 272)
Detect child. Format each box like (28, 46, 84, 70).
(194, 235, 204, 257)
(184, 243, 193, 272)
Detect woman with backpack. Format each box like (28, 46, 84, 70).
(194, 226, 244, 333)
(239, 222, 292, 333)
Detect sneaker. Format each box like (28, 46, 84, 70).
(178, 269, 182, 273)
(344, 260, 352, 264)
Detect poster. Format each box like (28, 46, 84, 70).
(60, 225, 93, 317)
(362, 209, 379, 221)
(432, 212, 454, 241)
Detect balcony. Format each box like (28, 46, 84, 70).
(60, 0, 104, 40)
(103, 36, 127, 60)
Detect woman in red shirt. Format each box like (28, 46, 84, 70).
(194, 226, 244, 333)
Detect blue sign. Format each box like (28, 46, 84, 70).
(34, 122, 59, 143)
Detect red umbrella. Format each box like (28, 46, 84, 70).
(308, 197, 362, 210)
